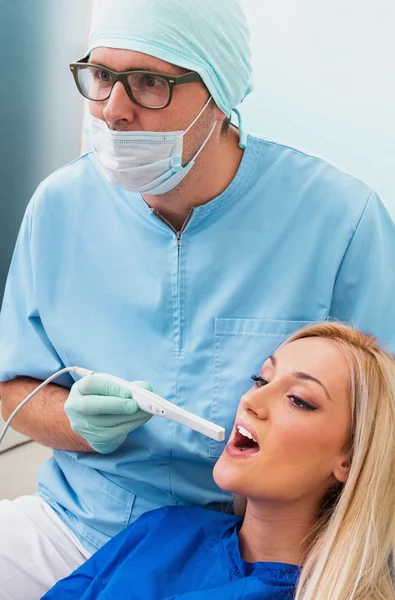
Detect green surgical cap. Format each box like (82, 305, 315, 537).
(89, 0, 253, 146)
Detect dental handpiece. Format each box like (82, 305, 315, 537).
(0, 366, 225, 445)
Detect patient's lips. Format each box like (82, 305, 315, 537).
(226, 420, 260, 459)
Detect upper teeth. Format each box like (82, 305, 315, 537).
(237, 425, 257, 443)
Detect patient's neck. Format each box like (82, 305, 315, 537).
(238, 498, 319, 566)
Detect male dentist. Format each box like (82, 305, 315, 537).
(0, 0, 394, 598)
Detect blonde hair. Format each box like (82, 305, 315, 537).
(238, 322, 395, 600)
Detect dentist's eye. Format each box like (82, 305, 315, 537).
(289, 395, 317, 411)
(251, 374, 269, 388)
(92, 68, 111, 83)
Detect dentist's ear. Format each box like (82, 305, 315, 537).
(214, 106, 228, 124)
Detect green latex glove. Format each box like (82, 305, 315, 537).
(64, 374, 153, 454)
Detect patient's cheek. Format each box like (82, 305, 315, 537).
(274, 414, 331, 453)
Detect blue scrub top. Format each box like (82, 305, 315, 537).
(1, 135, 395, 555)
(42, 506, 300, 599)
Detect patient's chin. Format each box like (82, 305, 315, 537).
(213, 453, 240, 492)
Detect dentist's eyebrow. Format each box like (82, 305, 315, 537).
(268, 354, 332, 402)
(87, 59, 155, 72)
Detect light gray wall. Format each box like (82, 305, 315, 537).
(0, 0, 92, 299)
(240, 0, 395, 216)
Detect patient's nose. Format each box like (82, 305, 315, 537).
(241, 387, 269, 420)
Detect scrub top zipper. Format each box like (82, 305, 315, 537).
(153, 209, 194, 354)
(153, 209, 194, 249)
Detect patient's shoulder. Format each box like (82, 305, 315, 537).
(96, 506, 241, 570)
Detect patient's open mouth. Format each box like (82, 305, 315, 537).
(226, 423, 260, 458)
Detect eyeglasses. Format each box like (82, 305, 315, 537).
(69, 56, 203, 110)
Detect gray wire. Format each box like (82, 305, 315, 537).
(0, 367, 73, 445)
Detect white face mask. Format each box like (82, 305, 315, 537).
(90, 97, 216, 195)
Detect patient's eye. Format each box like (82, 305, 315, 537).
(251, 374, 269, 388)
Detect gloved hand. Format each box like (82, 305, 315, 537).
(64, 374, 153, 454)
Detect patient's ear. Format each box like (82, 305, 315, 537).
(333, 454, 350, 484)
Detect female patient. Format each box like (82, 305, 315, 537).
(43, 322, 395, 599)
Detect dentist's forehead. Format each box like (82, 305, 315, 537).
(89, 48, 188, 75)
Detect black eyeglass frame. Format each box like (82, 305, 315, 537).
(69, 56, 203, 110)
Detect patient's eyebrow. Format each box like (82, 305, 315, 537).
(268, 354, 332, 402)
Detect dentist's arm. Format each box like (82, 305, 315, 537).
(0, 376, 152, 453)
(329, 192, 395, 354)
(0, 194, 151, 454)
(0, 377, 91, 451)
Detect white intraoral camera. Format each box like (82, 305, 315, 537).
(82, 369, 225, 442)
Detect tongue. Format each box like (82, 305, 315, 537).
(239, 444, 259, 455)
(237, 437, 259, 452)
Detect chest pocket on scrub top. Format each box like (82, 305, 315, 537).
(209, 318, 313, 458)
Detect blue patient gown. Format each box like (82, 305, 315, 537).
(42, 506, 300, 599)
